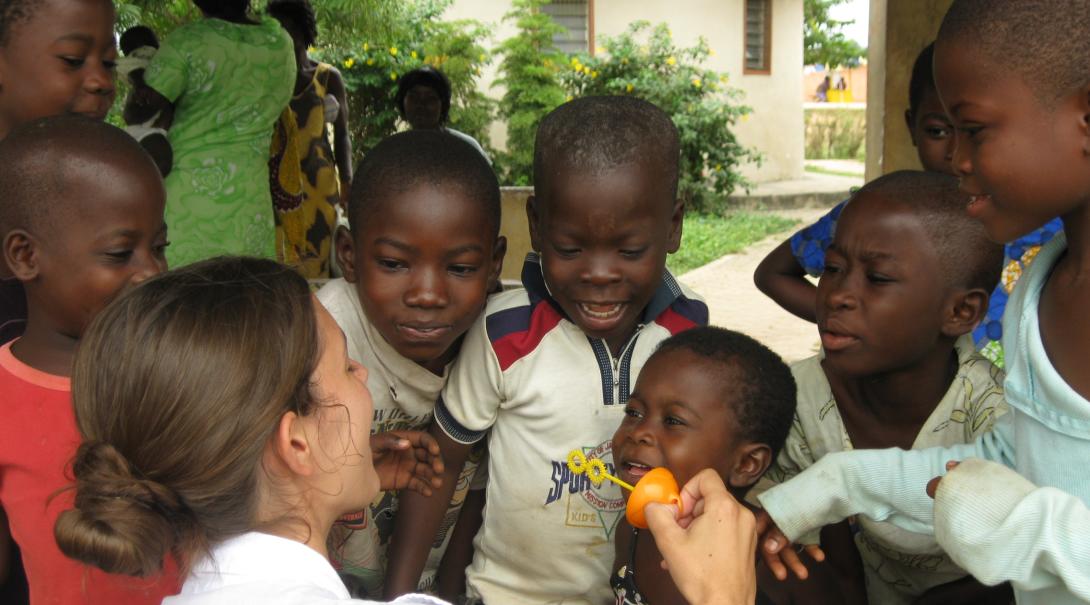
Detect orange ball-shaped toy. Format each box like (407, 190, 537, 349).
(625, 467, 683, 529)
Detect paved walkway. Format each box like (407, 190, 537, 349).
(678, 208, 830, 363)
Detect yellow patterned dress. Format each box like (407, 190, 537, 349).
(269, 62, 342, 279)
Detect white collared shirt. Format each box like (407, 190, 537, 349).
(164, 532, 449, 605)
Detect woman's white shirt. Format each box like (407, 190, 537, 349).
(163, 532, 449, 605)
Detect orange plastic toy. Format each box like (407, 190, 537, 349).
(566, 450, 682, 529)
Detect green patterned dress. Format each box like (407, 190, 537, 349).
(145, 16, 294, 267)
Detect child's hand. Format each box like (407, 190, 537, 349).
(926, 460, 961, 499)
(370, 431, 444, 495)
(755, 509, 826, 581)
(644, 469, 758, 605)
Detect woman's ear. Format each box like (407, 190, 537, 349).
(942, 287, 990, 338)
(727, 442, 773, 490)
(272, 411, 315, 477)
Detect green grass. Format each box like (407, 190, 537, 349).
(804, 164, 865, 179)
(667, 212, 799, 275)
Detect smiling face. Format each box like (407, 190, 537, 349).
(612, 348, 742, 492)
(0, 0, 117, 139)
(530, 162, 682, 354)
(816, 194, 951, 377)
(30, 159, 167, 340)
(309, 302, 380, 512)
(343, 183, 501, 374)
(935, 38, 1090, 242)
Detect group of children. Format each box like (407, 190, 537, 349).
(1, 0, 1089, 604)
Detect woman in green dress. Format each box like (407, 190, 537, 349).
(140, 0, 295, 266)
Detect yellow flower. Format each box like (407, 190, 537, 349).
(621, 57, 629, 65)
(390, 71, 398, 80)
(625, 83, 634, 92)
(565, 95, 573, 102)
(343, 58, 355, 68)
(410, 50, 418, 59)
(666, 56, 677, 66)
(595, 46, 606, 54)
(691, 77, 702, 88)
(389, 46, 398, 56)
(307, 45, 316, 54)
(715, 163, 723, 171)
(709, 48, 717, 56)
(583, 66, 592, 75)
(366, 58, 375, 66)
(720, 75, 728, 83)
(479, 53, 487, 62)
(591, 70, 598, 78)
(571, 56, 580, 66)
(741, 113, 751, 122)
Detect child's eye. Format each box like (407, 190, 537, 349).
(620, 247, 648, 259)
(822, 263, 841, 274)
(59, 56, 85, 68)
(448, 264, 479, 277)
(623, 406, 642, 419)
(867, 273, 894, 284)
(105, 250, 134, 262)
(552, 245, 580, 258)
(664, 416, 685, 427)
(154, 241, 170, 257)
(378, 258, 406, 271)
(103, 59, 118, 71)
(925, 125, 951, 139)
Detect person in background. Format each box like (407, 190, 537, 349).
(118, 25, 174, 177)
(134, 0, 295, 267)
(395, 67, 489, 163)
(267, 0, 353, 280)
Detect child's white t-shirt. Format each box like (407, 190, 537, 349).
(317, 278, 485, 598)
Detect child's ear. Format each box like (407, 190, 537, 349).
(3, 230, 41, 282)
(1079, 84, 1090, 156)
(272, 411, 315, 478)
(941, 287, 989, 338)
(487, 235, 507, 293)
(526, 195, 542, 252)
(904, 109, 918, 147)
(727, 442, 773, 490)
(334, 225, 357, 283)
(667, 198, 685, 254)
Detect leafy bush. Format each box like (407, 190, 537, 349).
(492, 0, 569, 185)
(561, 22, 760, 212)
(804, 106, 865, 160)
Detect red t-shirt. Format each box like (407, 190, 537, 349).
(0, 341, 179, 604)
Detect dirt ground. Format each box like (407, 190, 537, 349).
(678, 208, 829, 364)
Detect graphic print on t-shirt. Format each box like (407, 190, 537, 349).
(544, 440, 625, 539)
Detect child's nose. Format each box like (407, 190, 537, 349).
(950, 132, 973, 178)
(405, 269, 449, 308)
(580, 255, 621, 286)
(84, 61, 116, 97)
(130, 254, 166, 285)
(821, 277, 858, 312)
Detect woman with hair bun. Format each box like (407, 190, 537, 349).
(54, 257, 445, 604)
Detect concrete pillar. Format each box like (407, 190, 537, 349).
(865, 0, 953, 181)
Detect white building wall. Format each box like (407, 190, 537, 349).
(446, 0, 804, 183)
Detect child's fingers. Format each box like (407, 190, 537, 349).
(926, 475, 942, 499)
(780, 547, 811, 580)
(759, 548, 790, 581)
(803, 543, 825, 562)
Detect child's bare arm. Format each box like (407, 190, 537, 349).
(434, 485, 485, 600)
(384, 423, 473, 598)
(753, 239, 818, 323)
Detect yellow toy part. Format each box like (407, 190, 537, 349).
(564, 449, 682, 529)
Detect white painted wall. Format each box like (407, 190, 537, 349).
(446, 0, 804, 183)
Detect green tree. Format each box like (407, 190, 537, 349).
(492, 0, 568, 185)
(562, 22, 759, 210)
(804, 0, 865, 67)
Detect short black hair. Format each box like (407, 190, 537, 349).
(267, 0, 317, 48)
(395, 67, 452, 124)
(652, 326, 797, 465)
(937, 0, 1090, 103)
(0, 116, 159, 239)
(120, 25, 159, 55)
(907, 42, 936, 119)
(348, 129, 500, 237)
(0, 0, 41, 47)
(194, 0, 252, 19)
(853, 170, 1003, 292)
(533, 96, 680, 199)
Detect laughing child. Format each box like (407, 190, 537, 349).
(384, 96, 708, 604)
(0, 116, 175, 603)
(611, 326, 795, 605)
(317, 130, 505, 599)
(758, 2, 1090, 603)
(757, 170, 1011, 604)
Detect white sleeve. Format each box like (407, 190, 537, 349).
(757, 411, 1016, 543)
(433, 313, 503, 444)
(934, 458, 1090, 598)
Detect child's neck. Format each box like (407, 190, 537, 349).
(1061, 202, 1090, 277)
(11, 318, 77, 378)
(824, 344, 958, 450)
